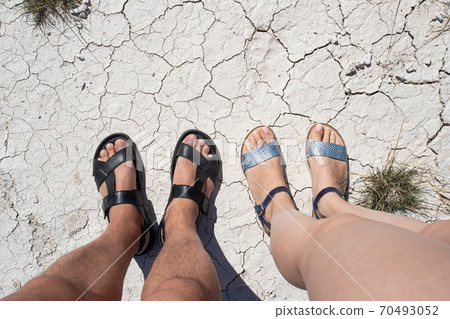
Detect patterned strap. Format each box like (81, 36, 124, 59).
(254, 186, 293, 235)
(312, 187, 342, 219)
(307, 141, 347, 161)
(242, 141, 280, 171)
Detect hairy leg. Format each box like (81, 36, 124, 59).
(141, 135, 220, 301)
(2, 140, 147, 300)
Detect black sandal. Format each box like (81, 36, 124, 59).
(93, 133, 155, 256)
(158, 129, 221, 245)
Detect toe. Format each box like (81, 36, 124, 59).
(115, 139, 127, 152)
(260, 126, 275, 143)
(100, 149, 108, 162)
(323, 127, 331, 143)
(335, 133, 344, 146)
(249, 135, 257, 150)
(183, 134, 195, 147)
(253, 131, 264, 148)
(309, 123, 324, 141)
(196, 138, 205, 153)
(106, 143, 115, 158)
(201, 144, 210, 157)
(330, 131, 336, 144)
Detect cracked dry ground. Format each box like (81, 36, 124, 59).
(0, 0, 449, 300)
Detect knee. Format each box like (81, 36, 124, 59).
(420, 220, 450, 244)
(142, 277, 220, 301)
(308, 213, 364, 238)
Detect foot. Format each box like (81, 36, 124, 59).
(98, 139, 149, 253)
(307, 123, 348, 218)
(163, 134, 215, 236)
(242, 126, 294, 233)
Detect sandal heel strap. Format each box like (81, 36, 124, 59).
(169, 184, 210, 215)
(312, 187, 342, 219)
(102, 190, 142, 220)
(254, 186, 293, 234)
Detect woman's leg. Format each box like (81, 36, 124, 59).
(308, 123, 450, 245)
(140, 135, 221, 301)
(2, 140, 148, 301)
(243, 127, 450, 300)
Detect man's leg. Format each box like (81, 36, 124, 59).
(2, 140, 148, 300)
(243, 127, 450, 300)
(141, 135, 221, 301)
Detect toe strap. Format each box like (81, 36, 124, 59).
(307, 141, 347, 161)
(242, 141, 280, 171)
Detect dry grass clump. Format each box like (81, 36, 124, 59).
(20, 0, 81, 29)
(357, 162, 449, 220)
(356, 120, 449, 221)
(359, 164, 422, 214)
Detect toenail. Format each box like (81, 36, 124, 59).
(262, 126, 270, 133)
(315, 124, 323, 132)
(106, 143, 113, 149)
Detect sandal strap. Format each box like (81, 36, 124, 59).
(176, 143, 219, 184)
(102, 190, 143, 221)
(312, 187, 342, 219)
(242, 141, 280, 171)
(254, 186, 293, 235)
(307, 141, 347, 161)
(93, 146, 136, 190)
(169, 184, 210, 216)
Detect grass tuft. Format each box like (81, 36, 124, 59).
(20, 0, 81, 29)
(358, 164, 424, 214)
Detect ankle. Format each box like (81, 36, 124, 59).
(265, 192, 295, 221)
(317, 192, 347, 217)
(164, 199, 198, 232)
(108, 204, 142, 236)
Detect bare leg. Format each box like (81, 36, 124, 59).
(243, 127, 450, 300)
(141, 135, 221, 301)
(308, 123, 450, 245)
(2, 140, 148, 301)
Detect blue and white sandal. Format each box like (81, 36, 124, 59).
(241, 126, 294, 236)
(306, 123, 349, 220)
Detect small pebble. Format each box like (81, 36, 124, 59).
(355, 62, 365, 70)
(340, 29, 347, 36)
(436, 12, 445, 23)
(375, 59, 381, 65)
(425, 60, 432, 67)
(77, 4, 88, 12)
(79, 12, 87, 19)
(396, 73, 406, 82)
(76, 22, 83, 29)
(406, 64, 416, 73)
(82, 0, 91, 4)
(329, 37, 339, 45)
(364, 53, 372, 67)
(75, 53, 85, 61)
(344, 88, 352, 95)
(78, 82, 86, 90)
(345, 64, 356, 76)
